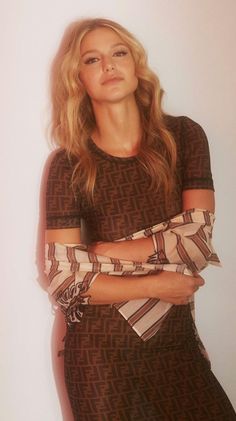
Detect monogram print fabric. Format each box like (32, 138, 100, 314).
(45, 115, 236, 420)
(46, 116, 214, 241)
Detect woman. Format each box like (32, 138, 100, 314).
(45, 18, 236, 420)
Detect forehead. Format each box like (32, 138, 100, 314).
(80, 27, 125, 54)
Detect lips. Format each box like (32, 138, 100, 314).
(102, 76, 123, 85)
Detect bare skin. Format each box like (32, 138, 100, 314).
(79, 27, 141, 157)
(46, 28, 214, 306)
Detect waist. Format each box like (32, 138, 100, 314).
(66, 303, 198, 351)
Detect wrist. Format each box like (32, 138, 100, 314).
(147, 271, 171, 299)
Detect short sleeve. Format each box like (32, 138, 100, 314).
(181, 116, 214, 191)
(46, 149, 81, 229)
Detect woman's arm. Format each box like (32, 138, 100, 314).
(88, 189, 215, 261)
(46, 227, 81, 243)
(182, 189, 215, 213)
(87, 271, 204, 305)
(45, 227, 204, 306)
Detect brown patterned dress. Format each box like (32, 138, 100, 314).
(46, 115, 236, 420)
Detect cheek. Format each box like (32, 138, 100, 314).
(126, 60, 138, 81)
(132, 77, 139, 93)
(130, 68, 138, 88)
(80, 71, 98, 94)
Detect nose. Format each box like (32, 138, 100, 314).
(102, 57, 115, 72)
(105, 63, 115, 72)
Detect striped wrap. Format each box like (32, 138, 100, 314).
(45, 208, 220, 341)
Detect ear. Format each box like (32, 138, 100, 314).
(78, 71, 84, 86)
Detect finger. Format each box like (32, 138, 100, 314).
(168, 297, 190, 305)
(176, 300, 189, 305)
(195, 276, 205, 286)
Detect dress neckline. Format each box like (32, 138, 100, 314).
(88, 138, 138, 162)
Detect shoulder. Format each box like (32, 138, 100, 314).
(47, 148, 78, 180)
(164, 115, 214, 190)
(45, 149, 81, 228)
(48, 148, 77, 170)
(164, 114, 206, 134)
(164, 114, 210, 151)
(45, 149, 79, 200)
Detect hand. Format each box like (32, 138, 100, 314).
(149, 271, 205, 305)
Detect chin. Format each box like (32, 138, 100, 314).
(96, 88, 138, 104)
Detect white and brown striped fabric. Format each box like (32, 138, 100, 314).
(45, 208, 220, 341)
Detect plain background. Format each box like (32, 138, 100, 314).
(1, 0, 236, 419)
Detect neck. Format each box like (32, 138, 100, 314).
(91, 96, 142, 157)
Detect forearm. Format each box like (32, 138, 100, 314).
(82, 272, 152, 304)
(46, 242, 154, 310)
(90, 209, 220, 272)
(82, 270, 204, 305)
(45, 238, 205, 321)
(89, 237, 154, 262)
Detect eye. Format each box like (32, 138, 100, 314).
(84, 56, 99, 65)
(113, 50, 128, 57)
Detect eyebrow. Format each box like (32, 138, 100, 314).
(81, 43, 128, 58)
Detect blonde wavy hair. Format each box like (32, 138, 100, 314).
(50, 18, 177, 201)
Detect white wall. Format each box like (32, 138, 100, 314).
(1, 1, 236, 419)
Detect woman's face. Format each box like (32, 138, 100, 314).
(79, 27, 138, 104)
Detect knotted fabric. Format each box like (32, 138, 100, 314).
(45, 208, 220, 341)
